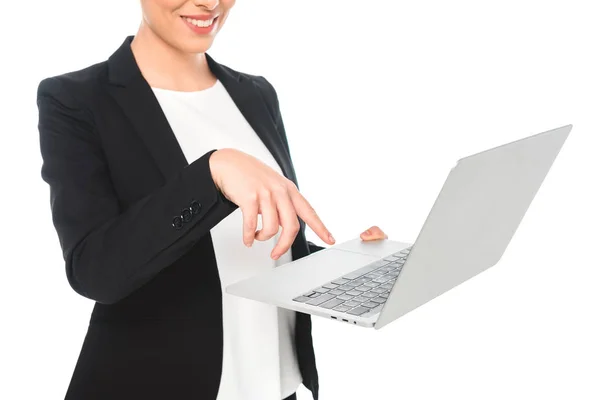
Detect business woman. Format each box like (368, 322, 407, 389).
(37, 1, 387, 399)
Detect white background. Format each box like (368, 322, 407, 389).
(1, 1, 599, 399)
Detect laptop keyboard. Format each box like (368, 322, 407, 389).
(292, 246, 412, 317)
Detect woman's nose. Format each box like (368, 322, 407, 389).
(192, 0, 219, 11)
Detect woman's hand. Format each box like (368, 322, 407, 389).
(359, 225, 388, 241)
(209, 148, 336, 259)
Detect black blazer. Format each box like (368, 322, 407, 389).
(37, 35, 325, 400)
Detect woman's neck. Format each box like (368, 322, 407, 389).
(130, 23, 217, 92)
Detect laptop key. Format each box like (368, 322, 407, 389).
(371, 287, 386, 294)
(363, 282, 379, 288)
(333, 305, 352, 312)
(371, 260, 391, 268)
(346, 290, 362, 296)
(373, 276, 392, 284)
(363, 292, 378, 298)
(371, 297, 387, 304)
(342, 271, 368, 280)
(342, 272, 364, 280)
(343, 300, 361, 307)
(332, 278, 350, 285)
(347, 307, 370, 316)
(338, 285, 354, 291)
(362, 301, 379, 308)
(303, 292, 321, 298)
(306, 294, 335, 305)
(354, 296, 369, 303)
(345, 281, 361, 287)
(293, 296, 311, 303)
(355, 286, 370, 292)
(336, 294, 353, 301)
(343, 264, 378, 280)
(328, 289, 344, 296)
(314, 287, 330, 294)
(319, 298, 345, 309)
(365, 273, 379, 279)
(323, 283, 338, 289)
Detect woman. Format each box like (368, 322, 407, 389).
(37, 1, 388, 399)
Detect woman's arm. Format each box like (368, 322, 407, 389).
(37, 77, 238, 305)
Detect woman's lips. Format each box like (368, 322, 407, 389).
(181, 15, 219, 35)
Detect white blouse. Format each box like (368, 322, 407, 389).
(152, 79, 302, 400)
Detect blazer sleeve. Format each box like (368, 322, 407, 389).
(37, 77, 239, 304)
(257, 76, 327, 255)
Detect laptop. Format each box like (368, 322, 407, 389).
(226, 125, 572, 329)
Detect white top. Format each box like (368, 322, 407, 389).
(152, 80, 302, 400)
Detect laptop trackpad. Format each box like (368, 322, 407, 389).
(225, 248, 380, 302)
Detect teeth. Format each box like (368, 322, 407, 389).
(184, 17, 215, 28)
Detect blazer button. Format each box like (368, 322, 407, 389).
(172, 215, 184, 230)
(190, 200, 201, 215)
(181, 208, 192, 223)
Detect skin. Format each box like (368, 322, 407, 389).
(132, 1, 388, 258)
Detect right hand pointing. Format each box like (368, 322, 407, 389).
(209, 148, 335, 260)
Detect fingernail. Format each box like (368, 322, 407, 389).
(364, 230, 371, 235)
(329, 234, 335, 243)
(272, 253, 280, 260)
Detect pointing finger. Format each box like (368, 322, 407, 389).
(289, 190, 335, 245)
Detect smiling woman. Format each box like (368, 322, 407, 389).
(36, 1, 385, 400)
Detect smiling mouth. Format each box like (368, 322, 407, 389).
(181, 16, 218, 28)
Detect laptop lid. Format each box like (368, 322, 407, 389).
(375, 125, 572, 329)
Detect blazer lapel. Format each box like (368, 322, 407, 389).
(105, 36, 188, 182)
(105, 35, 295, 186)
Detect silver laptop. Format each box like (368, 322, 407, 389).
(226, 125, 572, 329)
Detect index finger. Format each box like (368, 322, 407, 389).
(289, 190, 335, 245)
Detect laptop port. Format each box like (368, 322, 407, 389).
(331, 316, 337, 319)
